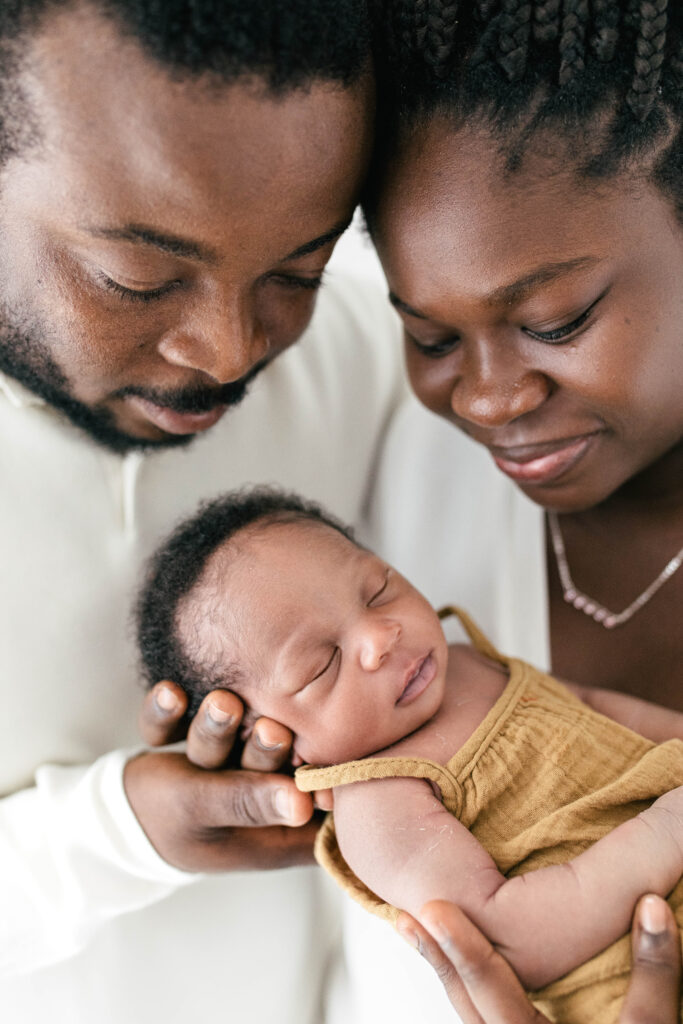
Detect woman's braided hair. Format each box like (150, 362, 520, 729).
(369, 0, 682, 214)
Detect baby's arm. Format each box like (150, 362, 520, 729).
(563, 682, 683, 743)
(333, 776, 683, 992)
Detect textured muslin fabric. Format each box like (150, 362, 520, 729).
(297, 608, 683, 1024)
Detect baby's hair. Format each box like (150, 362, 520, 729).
(136, 486, 356, 718)
(365, 0, 682, 217)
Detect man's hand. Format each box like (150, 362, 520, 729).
(127, 682, 317, 872)
(395, 894, 681, 1023)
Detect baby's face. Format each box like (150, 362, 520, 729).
(188, 521, 448, 765)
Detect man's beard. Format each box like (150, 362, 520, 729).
(0, 315, 264, 455)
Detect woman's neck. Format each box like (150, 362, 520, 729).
(582, 440, 683, 523)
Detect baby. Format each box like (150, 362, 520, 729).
(137, 487, 683, 1023)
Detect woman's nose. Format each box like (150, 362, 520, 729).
(358, 618, 402, 672)
(449, 341, 550, 429)
(158, 296, 269, 384)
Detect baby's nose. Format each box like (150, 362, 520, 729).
(359, 619, 402, 672)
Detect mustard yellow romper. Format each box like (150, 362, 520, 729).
(296, 608, 683, 1024)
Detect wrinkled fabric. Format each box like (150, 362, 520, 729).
(298, 608, 683, 1024)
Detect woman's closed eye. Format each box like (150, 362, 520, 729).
(522, 291, 607, 344)
(406, 332, 460, 359)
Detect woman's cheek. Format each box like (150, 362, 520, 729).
(405, 343, 453, 418)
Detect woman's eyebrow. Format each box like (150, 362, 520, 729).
(388, 292, 427, 319)
(487, 256, 602, 306)
(389, 256, 601, 319)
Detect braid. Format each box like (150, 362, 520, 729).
(423, 0, 460, 78)
(590, 0, 621, 63)
(495, 0, 532, 82)
(532, 0, 560, 43)
(368, 1, 683, 220)
(558, 0, 589, 85)
(626, 0, 669, 122)
(671, 37, 683, 88)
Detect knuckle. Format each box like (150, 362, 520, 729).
(228, 779, 266, 826)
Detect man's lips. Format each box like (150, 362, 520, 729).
(489, 432, 602, 485)
(396, 653, 436, 706)
(124, 395, 227, 435)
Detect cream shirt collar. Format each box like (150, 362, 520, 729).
(0, 371, 46, 409)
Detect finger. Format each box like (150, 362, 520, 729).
(396, 911, 485, 1024)
(619, 895, 681, 1024)
(176, 820, 320, 872)
(241, 718, 293, 772)
(419, 901, 549, 1023)
(185, 689, 244, 769)
(314, 788, 334, 812)
(139, 680, 189, 746)
(194, 770, 314, 830)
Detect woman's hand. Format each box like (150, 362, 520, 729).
(396, 894, 681, 1023)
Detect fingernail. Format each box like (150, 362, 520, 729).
(155, 686, 180, 713)
(274, 788, 292, 821)
(640, 895, 668, 936)
(207, 701, 233, 726)
(254, 732, 283, 752)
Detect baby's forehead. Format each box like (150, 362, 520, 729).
(182, 515, 370, 681)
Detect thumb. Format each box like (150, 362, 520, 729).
(211, 772, 314, 828)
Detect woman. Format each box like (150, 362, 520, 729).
(357, 0, 682, 1018)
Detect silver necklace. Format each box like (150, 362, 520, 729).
(547, 511, 683, 629)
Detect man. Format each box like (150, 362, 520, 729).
(0, 2, 404, 1020)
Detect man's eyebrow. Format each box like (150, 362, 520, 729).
(82, 224, 217, 262)
(389, 256, 601, 319)
(83, 217, 352, 265)
(281, 219, 352, 261)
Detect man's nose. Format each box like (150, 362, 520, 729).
(158, 294, 269, 384)
(358, 617, 402, 672)
(449, 339, 550, 429)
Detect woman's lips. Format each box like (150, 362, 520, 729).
(125, 395, 227, 435)
(490, 433, 600, 485)
(396, 653, 436, 706)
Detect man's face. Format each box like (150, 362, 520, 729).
(0, 5, 373, 452)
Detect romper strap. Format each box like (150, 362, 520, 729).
(438, 604, 508, 666)
(295, 756, 463, 817)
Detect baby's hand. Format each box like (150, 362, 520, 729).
(313, 787, 334, 811)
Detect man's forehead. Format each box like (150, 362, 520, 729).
(17, 5, 368, 258)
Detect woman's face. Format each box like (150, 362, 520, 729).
(373, 119, 683, 513)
